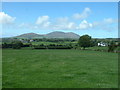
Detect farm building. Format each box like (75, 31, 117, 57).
(98, 42, 107, 46)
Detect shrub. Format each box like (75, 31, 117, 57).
(12, 41, 23, 49)
(22, 43, 32, 47)
(2, 43, 13, 48)
(108, 42, 117, 52)
(47, 45, 73, 49)
(33, 44, 46, 49)
(33, 44, 73, 49)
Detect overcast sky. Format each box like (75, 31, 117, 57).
(1, 2, 118, 38)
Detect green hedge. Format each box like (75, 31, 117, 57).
(33, 44, 73, 49)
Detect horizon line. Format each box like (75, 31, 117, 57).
(1, 31, 118, 39)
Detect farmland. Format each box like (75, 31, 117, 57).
(0, 49, 1, 89)
(2, 49, 118, 88)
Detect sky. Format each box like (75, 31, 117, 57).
(0, 2, 118, 38)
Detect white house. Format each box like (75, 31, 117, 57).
(30, 39, 34, 42)
(98, 42, 107, 46)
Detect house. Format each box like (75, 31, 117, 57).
(98, 42, 107, 46)
(19, 39, 29, 43)
(30, 39, 34, 42)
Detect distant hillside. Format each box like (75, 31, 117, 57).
(15, 33, 44, 39)
(14, 31, 80, 39)
(46, 31, 80, 38)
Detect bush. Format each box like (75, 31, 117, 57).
(108, 42, 117, 52)
(114, 46, 120, 53)
(47, 45, 72, 49)
(12, 41, 23, 49)
(33, 44, 73, 49)
(12, 44, 21, 49)
(2, 43, 13, 48)
(22, 43, 32, 47)
(33, 44, 46, 49)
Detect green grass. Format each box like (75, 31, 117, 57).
(0, 49, 2, 89)
(87, 46, 108, 51)
(32, 41, 77, 45)
(2, 49, 118, 88)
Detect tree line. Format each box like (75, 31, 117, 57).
(1, 35, 119, 52)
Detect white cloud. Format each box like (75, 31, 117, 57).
(53, 17, 68, 30)
(54, 22, 76, 30)
(16, 16, 117, 31)
(56, 17, 69, 23)
(73, 8, 91, 20)
(18, 23, 27, 27)
(92, 18, 117, 27)
(1, 7, 117, 33)
(43, 21, 51, 27)
(36, 16, 49, 25)
(77, 20, 93, 30)
(20, 17, 117, 31)
(33, 26, 38, 29)
(92, 18, 118, 31)
(67, 22, 76, 29)
(53, 17, 76, 30)
(35, 15, 51, 29)
(8, 13, 117, 31)
(18, 23, 32, 29)
(0, 12, 16, 24)
(18, 22, 39, 30)
(103, 18, 116, 24)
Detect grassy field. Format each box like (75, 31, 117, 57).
(31, 41, 77, 45)
(2, 49, 118, 88)
(87, 46, 108, 51)
(0, 49, 2, 89)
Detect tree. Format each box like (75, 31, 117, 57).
(108, 42, 117, 52)
(12, 41, 23, 49)
(78, 35, 92, 49)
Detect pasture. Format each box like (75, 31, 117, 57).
(0, 49, 2, 89)
(2, 49, 118, 88)
(31, 41, 77, 45)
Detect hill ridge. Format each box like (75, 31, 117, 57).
(14, 31, 80, 39)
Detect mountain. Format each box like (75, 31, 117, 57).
(15, 33, 44, 39)
(46, 31, 80, 38)
(14, 31, 80, 39)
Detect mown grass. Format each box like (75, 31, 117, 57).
(87, 46, 108, 51)
(32, 41, 77, 45)
(2, 49, 118, 88)
(0, 49, 2, 89)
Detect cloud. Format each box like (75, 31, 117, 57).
(36, 16, 49, 25)
(73, 8, 91, 20)
(18, 23, 28, 28)
(18, 16, 51, 30)
(1, 7, 117, 32)
(92, 18, 117, 27)
(18, 17, 117, 31)
(18, 22, 39, 30)
(42, 22, 51, 27)
(77, 20, 93, 30)
(76, 18, 117, 30)
(67, 22, 76, 29)
(56, 17, 69, 23)
(36, 16, 51, 28)
(53, 22, 76, 30)
(53, 17, 76, 30)
(103, 18, 117, 24)
(92, 18, 118, 31)
(0, 12, 16, 24)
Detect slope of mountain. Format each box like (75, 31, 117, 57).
(14, 31, 80, 39)
(46, 31, 80, 38)
(15, 33, 44, 39)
